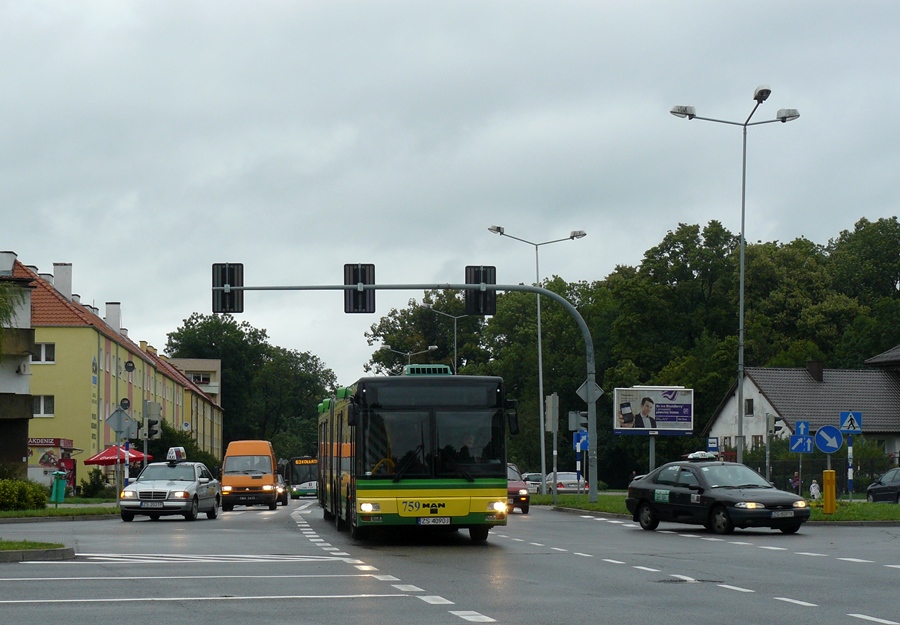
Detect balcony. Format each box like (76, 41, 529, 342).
(0, 328, 35, 357)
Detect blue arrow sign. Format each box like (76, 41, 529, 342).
(840, 411, 862, 434)
(790, 435, 814, 454)
(795, 421, 810, 436)
(573, 430, 588, 450)
(815, 425, 843, 453)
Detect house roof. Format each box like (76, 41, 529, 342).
(746, 366, 900, 434)
(865, 344, 900, 367)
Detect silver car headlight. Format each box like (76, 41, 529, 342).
(170, 491, 190, 499)
(793, 500, 808, 509)
(120, 491, 137, 500)
(734, 502, 765, 509)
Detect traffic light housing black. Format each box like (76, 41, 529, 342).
(767, 414, 784, 436)
(212, 263, 244, 313)
(465, 265, 496, 316)
(143, 401, 162, 440)
(344, 263, 376, 313)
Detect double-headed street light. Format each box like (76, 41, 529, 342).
(671, 85, 799, 464)
(421, 303, 467, 374)
(488, 225, 587, 494)
(380, 344, 438, 365)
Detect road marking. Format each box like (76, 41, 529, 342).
(729, 541, 753, 546)
(669, 575, 698, 583)
(774, 597, 817, 607)
(529, 542, 544, 546)
(449, 611, 496, 622)
(758, 546, 787, 551)
(73, 553, 354, 564)
(718, 584, 754, 593)
(633, 566, 659, 572)
(796, 552, 829, 557)
(701, 537, 725, 542)
(419, 596, 454, 605)
(551, 547, 567, 552)
(848, 615, 900, 624)
(839, 558, 874, 563)
(355, 565, 378, 571)
(393, 585, 423, 592)
(0, 593, 409, 605)
(886, 565, 900, 569)
(574, 553, 592, 557)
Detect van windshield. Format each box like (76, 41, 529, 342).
(223, 455, 273, 474)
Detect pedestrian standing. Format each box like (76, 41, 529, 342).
(809, 479, 821, 500)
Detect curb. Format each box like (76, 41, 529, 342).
(0, 546, 76, 563)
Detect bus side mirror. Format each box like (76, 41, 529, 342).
(347, 403, 358, 427)
(506, 399, 519, 436)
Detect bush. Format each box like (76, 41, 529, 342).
(79, 468, 117, 498)
(0, 479, 48, 511)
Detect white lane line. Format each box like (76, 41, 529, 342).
(393, 585, 424, 592)
(602, 559, 625, 564)
(574, 553, 592, 557)
(355, 565, 378, 571)
(729, 541, 753, 546)
(774, 597, 818, 607)
(511, 538, 525, 542)
(848, 615, 900, 624)
(718, 584, 754, 593)
(551, 548, 568, 552)
(633, 566, 660, 573)
(670, 575, 698, 583)
(419, 596, 455, 605)
(886, 565, 900, 569)
(701, 537, 725, 542)
(529, 543, 545, 546)
(758, 546, 787, 551)
(0, 593, 408, 605)
(839, 558, 874, 563)
(449, 611, 496, 622)
(796, 552, 829, 557)
(679, 534, 701, 538)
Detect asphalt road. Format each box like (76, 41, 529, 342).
(1, 501, 898, 625)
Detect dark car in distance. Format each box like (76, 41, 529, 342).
(867, 468, 900, 503)
(626, 452, 810, 535)
(507, 464, 530, 514)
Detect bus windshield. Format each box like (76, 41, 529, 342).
(363, 407, 504, 479)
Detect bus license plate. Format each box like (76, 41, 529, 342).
(417, 517, 450, 525)
(771, 510, 794, 518)
(140, 501, 164, 508)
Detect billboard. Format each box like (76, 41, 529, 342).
(614, 387, 694, 436)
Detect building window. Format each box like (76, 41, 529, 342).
(723, 436, 732, 448)
(190, 373, 211, 385)
(751, 435, 763, 449)
(744, 398, 754, 416)
(33, 395, 55, 417)
(33, 343, 56, 363)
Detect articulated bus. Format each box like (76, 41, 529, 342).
(288, 456, 318, 499)
(318, 368, 518, 543)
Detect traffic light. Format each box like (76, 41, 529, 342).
(767, 413, 784, 436)
(144, 401, 162, 440)
(212, 263, 244, 313)
(344, 264, 375, 313)
(465, 265, 496, 315)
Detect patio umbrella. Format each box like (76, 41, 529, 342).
(82, 445, 152, 466)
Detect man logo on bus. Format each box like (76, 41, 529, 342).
(423, 502, 446, 513)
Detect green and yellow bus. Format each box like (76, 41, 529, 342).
(288, 456, 318, 499)
(318, 371, 518, 542)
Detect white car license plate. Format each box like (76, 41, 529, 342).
(771, 510, 794, 518)
(417, 517, 450, 525)
(140, 501, 164, 508)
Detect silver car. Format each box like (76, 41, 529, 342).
(119, 447, 221, 522)
(546, 471, 587, 494)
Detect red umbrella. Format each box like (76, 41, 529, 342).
(82, 445, 152, 466)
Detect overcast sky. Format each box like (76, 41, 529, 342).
(3, 1, 898, 386)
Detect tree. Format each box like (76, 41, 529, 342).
(0, 281, 25, 362)
(165, 313, 270, 444)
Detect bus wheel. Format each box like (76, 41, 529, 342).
(469, 526, 489, 543)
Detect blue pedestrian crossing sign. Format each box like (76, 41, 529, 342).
(840, 411, 862, 434)
(815, 425, 843, 453)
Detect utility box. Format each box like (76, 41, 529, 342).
(822, 470, 836, 514)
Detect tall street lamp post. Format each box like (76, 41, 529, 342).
(488, 225, 587, 494)
(380, 344, 437, 365)
(671, 86, 799, 464)
(421, 303, 467, 374)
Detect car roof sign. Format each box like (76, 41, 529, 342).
(166, 447, 187, 462)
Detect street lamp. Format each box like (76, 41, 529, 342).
(380, 344, 438, 365)
(421, 303, 467, 374)
(488, 224, 587, 494)
(671, 85, 799, 464)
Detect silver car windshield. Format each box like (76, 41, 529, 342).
(138, 465, 195, 481)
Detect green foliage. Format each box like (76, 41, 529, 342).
(79, 468, 116, 499)
(146, 422, 221, 470)
(0, 281, 26, 363)
(0, 479, 48, 511)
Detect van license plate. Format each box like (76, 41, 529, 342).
(418, 517, 450, 525)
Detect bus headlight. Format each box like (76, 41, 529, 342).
(491, 501, 507, 512)
(360, 502, 380, 513)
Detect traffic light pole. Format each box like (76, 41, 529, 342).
(212, 280, 603, 503)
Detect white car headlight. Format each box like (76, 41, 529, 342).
(171, 491, 189, 499)
(120, 491, 137, 499)
(734, 502, 765, 509)
(793, 500, 808, 509)
(518, 489, 529, 496)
